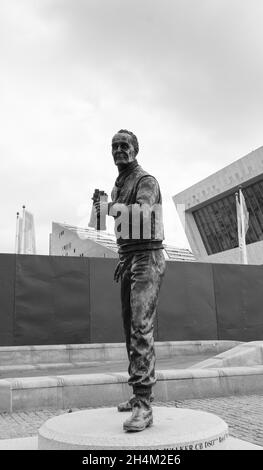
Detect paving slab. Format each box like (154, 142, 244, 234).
(0, 436, 38, 450)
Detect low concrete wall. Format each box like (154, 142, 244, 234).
(0, 341, 240, 367)
(1, 365, 263, 413)
(192, 341, 263, 369)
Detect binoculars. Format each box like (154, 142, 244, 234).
(88, 189, 108, 231)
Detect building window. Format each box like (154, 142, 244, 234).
(62, 242, 71, 251)
(193, 178, 263, 255)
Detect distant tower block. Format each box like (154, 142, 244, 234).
(16, 206, 37, 254)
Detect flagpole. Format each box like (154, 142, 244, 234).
(239, 188, 248, 265)
(21, 205, 26, 255)
(15, 212, 20, 254)
(32, 213, 36, 254)
(235, 192, 242, 264)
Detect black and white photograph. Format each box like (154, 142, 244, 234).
(0, 0, 263, 459)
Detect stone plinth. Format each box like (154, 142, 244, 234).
(38, 407, 229, 450)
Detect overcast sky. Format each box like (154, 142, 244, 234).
(1, 0, 263, 254)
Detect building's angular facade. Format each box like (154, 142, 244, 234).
(173, 146, 263, 264)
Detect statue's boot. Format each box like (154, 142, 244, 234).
(123, 396, 153, 432)
(118, 393, 154, 412)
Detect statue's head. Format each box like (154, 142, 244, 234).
(112, 129, 139, 167)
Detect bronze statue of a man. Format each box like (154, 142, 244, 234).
(96, 129, 166, 432)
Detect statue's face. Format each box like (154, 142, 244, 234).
(112, 133, 136, 167)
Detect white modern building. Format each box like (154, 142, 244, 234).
(173, 146, 263, 264)
(50, 222, 195, 262)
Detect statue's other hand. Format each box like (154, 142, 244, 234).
(114, 262, 122, 283)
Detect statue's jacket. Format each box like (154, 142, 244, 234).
(110, 162, 165, 254)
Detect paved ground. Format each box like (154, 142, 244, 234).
(0, 353, 212, 378)
(0, 394, 263, 447)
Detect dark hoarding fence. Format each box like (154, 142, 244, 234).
(1, 254, 263, 346)
(89, 257, 123, 343)
(14, 255, 91, 345)
(213, 263, 263, 341)
(157, 261, 218, 341)
(0, 254, 16, 345)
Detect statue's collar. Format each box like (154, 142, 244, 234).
(115, 160, 139, 188)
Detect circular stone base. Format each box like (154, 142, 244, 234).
(38, 407, 229, 450)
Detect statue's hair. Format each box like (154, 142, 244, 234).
(116, 129, 139, 156)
